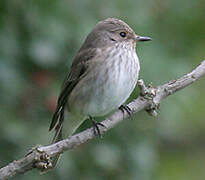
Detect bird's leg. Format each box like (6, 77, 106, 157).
(137, 79, 160, 117)
(119, 104, 133, 117)
(89, 116, 106, 138)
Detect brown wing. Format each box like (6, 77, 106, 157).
(49, 48, 97, 143)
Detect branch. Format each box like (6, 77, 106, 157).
(1, 60, 205, 180)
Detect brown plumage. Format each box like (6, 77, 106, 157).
(49, 18, 151, 167)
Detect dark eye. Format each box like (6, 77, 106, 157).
(120, 32, 126, 38)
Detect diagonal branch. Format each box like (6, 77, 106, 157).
(0, 60, 205, 180)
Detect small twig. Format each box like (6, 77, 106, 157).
(0, 60, 205, 180)
(137, 79, 159, 116)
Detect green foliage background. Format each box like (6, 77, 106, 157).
(0, 0, 205, 179)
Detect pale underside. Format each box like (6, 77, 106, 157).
(66, 45, 140, 135)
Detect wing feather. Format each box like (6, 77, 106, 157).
(49, 48, 97, 142)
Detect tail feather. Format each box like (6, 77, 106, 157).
(49, 106, 63, 131)
(51, 119, 63, 168)
(48, 73, 79, 170)
(51, 107, 64, 143)
(50, 106, 65, 168)
(52, 117, 64, 143)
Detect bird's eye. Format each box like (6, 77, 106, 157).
(120, 32, 127, 38)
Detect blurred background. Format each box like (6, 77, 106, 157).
(0, 0, 205, 179)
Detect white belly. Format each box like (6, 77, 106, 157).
(68, 48, 140, 118)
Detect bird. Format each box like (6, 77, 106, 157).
(49, 18, 151, 165)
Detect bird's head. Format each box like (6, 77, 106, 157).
(80, 18, 151, 50)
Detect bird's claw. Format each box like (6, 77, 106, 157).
(89, 116, 106, 138)
(119, 104, 133, 118)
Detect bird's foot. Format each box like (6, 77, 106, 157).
(137, 79, 160, 117)
(89, 116, 106, 138)
(119, 104, 133, 118)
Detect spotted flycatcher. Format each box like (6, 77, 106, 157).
(49, 17, 151, 145)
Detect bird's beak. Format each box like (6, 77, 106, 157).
(135, 35, 152, 42)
